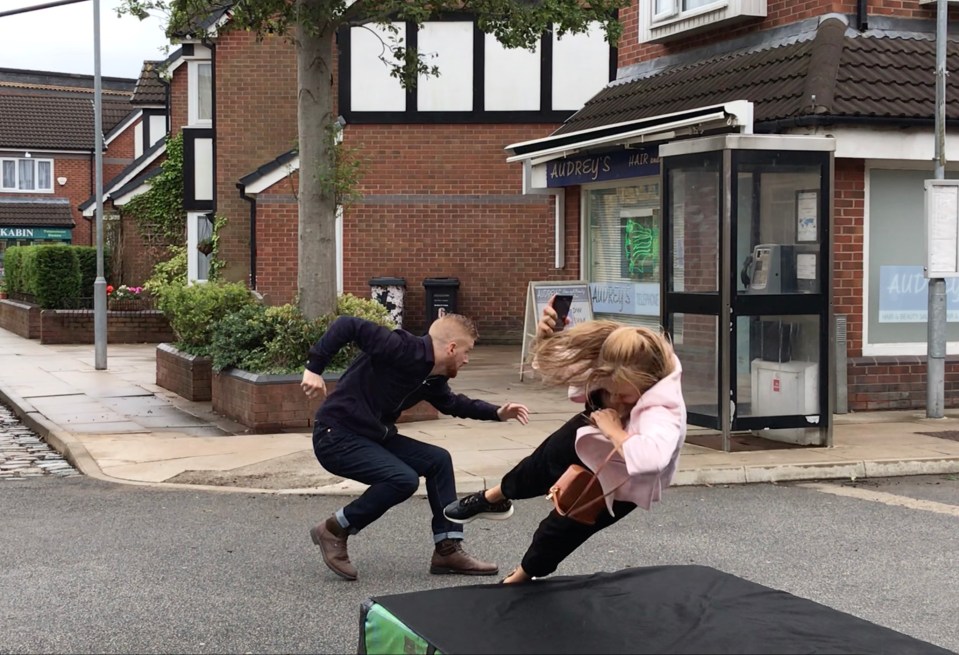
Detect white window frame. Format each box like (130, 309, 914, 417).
(188, 61, 213, 126)
(0, 157, 54, 193)
(641, 0, 766, 44)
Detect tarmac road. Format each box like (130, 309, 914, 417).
(2, 475, 957, 654)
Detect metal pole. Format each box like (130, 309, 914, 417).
(0, 0, 88, 19)
(93, 0, 107, 370)
(928, 0, 948, 418)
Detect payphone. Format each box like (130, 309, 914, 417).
(740, 244, 818, 294)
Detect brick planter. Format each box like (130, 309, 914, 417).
(0, 299, 40, 339)
(39, 309, 175, 344)
(156, 343, 213, 401)
(212, 368, 439, 432)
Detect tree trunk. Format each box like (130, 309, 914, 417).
(296, 13, 337, 320)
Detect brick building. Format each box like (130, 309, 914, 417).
(0, 68, 140, 272)
(503, 1, 959, 416)
(80, 56, 173, 286)
(167, 10, 613, 341)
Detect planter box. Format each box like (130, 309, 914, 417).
(156, 343, 213, 401)
(39, 309, 175, 344)
(0, 299, 40, 339)
(212, 367, 439, 432)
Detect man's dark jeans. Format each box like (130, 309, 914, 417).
(313, 424, 464, 542)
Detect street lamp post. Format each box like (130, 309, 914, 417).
(93, 0, 107, 369)
(927, 0, 948, 417)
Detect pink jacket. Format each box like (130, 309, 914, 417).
(571, 355, 686, 514)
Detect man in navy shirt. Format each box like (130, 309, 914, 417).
(301, 313, 528, 581)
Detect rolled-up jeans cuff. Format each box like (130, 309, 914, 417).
(433, 531, 464, 543)
(336, 508, 359, 535)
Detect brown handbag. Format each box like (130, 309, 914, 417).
(547, 449, 621, 526)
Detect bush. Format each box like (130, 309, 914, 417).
(32, 245, 81, 309)
(74, 246, 110, 296)
(156, 281, 254, 356)
(144, 245, 188, 304)
(2, 245, 108, 306)
(208, 294, 395, 375)
(2, 246, 23, 293)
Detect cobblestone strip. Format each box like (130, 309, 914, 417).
(0, 403, 79, 481)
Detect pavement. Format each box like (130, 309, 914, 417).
(2, 327, 959, 495)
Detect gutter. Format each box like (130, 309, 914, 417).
(755, 114, 959, 132)
(237, 183, 257, 290)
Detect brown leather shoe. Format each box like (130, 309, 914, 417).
(429, 539, 498, 576)
(310, 519, 358, 581)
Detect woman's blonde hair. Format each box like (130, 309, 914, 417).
(531, 321, 676, 397)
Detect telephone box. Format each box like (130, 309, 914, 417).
(659, 134, 835, 450)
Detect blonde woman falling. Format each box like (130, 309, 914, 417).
(444, 301, 686, 583)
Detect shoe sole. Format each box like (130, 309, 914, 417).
(310, 526, 358, 581)
(430, 566, 500, 576)
(444, 505, 515, 525)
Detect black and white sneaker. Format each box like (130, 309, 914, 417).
(444, 491, 514, 524)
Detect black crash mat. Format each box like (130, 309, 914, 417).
(358, 565, 953, 654)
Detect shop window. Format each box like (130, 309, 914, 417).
(586, 180, 662, 327)
(1, 158, 53, 192)
(867, 168, 959, 354)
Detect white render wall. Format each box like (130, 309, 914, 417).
(348, 20, 609, 113)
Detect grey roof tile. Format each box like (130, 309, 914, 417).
(131, 61, 168, 105)
(0, 197, 74, 227)
(553, 18, 959, 137)
(0, 93, 134, 150)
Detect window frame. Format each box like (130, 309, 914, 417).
(641, 0, 766, 44)
(0, 157, 54, 193)
(187, 60, 213, 126)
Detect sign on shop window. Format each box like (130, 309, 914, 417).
(621, 213, 660, 280)
(878, 265, 959, 322)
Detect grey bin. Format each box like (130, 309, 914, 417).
(369, 277, 406, 329)
(423, 277, 460, 327)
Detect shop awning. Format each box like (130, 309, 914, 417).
(505, 100, 753, 165)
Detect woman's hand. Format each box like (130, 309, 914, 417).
(536, 295, 570, 339)
(590, 408, 630, 450)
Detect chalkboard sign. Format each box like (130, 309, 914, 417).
(520, 281, 594, 381)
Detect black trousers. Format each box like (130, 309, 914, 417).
(500, 407, 637, 578)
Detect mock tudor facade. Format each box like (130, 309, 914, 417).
(165, 10, 613, 340)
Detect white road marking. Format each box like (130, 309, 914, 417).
(798, 482, 959, 518)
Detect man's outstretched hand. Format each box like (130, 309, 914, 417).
(497, 402, 530, 425)
(301, 369, 327, 401)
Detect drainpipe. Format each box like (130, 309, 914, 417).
(237, 183, 257, 290)
(856, 0, 868, 32)
(202, 37, 218, 221)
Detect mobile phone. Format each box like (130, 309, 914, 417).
(551, 294, 574, 331)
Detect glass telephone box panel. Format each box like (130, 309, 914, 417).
(736, 164, 822, 295)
